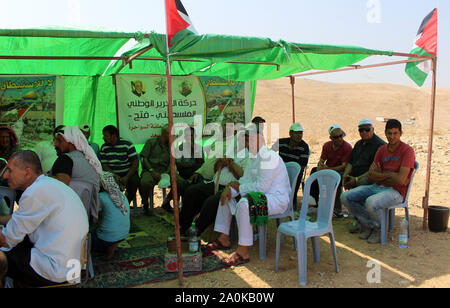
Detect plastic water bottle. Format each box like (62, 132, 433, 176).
(399, 217, 409, 248)
(188, 222, 199, 253)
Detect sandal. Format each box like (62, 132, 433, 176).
(204, 239, 231, 251)
(221, 252, 250, 267)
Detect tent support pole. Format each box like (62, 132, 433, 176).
(165, 56, 184, 286)
(291, 58, 429, 78)
(290, 76, 295, 123)
(112, 75, 120, 134)
(422, 56, 438, 230)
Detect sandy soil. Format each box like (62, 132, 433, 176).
(141, 79, 450, 288)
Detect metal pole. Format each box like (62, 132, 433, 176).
(290, 76, 295, 123)
(112, 75, 120, 134)
(422, 57, 438, 230)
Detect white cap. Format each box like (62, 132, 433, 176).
(79, 124, 90, 133)
(158, 173, 171, 188)
(289, 122, 303, 132)
(358, 118, 373, 127)
(329, 124, 342, 135)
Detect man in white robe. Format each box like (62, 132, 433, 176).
(211, 126, 291, 265)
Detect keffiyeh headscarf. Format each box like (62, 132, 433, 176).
(56, 125, 103, 176)
(101, 172, 128, 215)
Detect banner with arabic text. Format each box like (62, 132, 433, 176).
(116, 75, 250, 145)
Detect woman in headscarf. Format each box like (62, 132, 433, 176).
(91, 172, 130, 260)
(0, 126, 19, 185)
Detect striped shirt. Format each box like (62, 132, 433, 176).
(272, 137, 310, 166)
(99, 139, 138, 176)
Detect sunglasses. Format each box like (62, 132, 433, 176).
(331, 134, 344, 140)
(358, 128, 372, 133)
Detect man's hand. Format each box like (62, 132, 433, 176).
(189, 173, 200, 184)
(220, 186, 232, 206)
(0, 228, 9, 248)
(151, 172, 161, 183)
(343, 175, 357, 190)
(228, 181, 240, 192)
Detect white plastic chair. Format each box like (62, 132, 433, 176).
(380, 161, 419, 246)
(257, 162, 301, 259)
(0, 186, 16, 215)
(275, 169, 340, 286)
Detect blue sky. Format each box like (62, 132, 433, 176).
(1, 0, 448, 88)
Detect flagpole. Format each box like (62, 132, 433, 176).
(165, 0, 184, 286)
(422, 56, 437, 230)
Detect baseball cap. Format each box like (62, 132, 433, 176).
(358, 118, 373, 127)
(289, 122, 303, 132)
(329, 124, 344, 135)
(79, 124, 90, 133)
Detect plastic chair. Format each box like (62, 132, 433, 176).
(380, 161, 419, 246)
(257, 162, 301, 259)
(0, 186, 16, 215)
(275, 169, 341, 286)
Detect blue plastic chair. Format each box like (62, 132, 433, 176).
(380, 161, 419, 246)
(0, 186, 16, 215)
(257, 161, 301, 259)
(275, 169, 341, 286)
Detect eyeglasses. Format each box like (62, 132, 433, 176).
(358, 128, 372, 133)
(331, 134, 344, 140)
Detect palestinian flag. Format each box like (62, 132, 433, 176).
(405, 8, 438, 86)
(165, 0, 197, 48)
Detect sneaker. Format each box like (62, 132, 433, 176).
(349, 219, 361, 233)
(367, 230, 381, 244)
(358, 226, 372, 240)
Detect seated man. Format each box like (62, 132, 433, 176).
(99, 125, 140, 207)
(272, 122, 310, 209)
(341, 118, 386, 232)
(180, 137, 250, 236)
(342, 118, 386, 189)
(51, 125, 102, 219)
(340, 119, 415, 244)
(0, 150, 88, 287)
(179, 120, 244, 235)
(0, 126, 19, 165)
(92, 172, 130, 260)
(309, 124, 352, 217)
(210, 126, 291, 265)
(80, 124, 100, 157)
(139, 125, 187, 215)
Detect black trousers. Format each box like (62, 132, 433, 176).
(179, 181, 224, 235)
(309, 167, 343, 213)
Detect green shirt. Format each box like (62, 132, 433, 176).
(141, 137, 170, 173)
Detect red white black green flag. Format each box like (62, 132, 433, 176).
(405, 8, 438, 86)
(165, 0, 197, 49)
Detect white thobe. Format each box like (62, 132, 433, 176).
(1, 175, 89, 283)
(214, 146, 291, 246)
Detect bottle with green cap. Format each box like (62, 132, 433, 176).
(188, 222, 199, 253)
(399, 217, 409, 248)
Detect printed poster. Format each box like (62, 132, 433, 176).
(0, 75, 63, 149)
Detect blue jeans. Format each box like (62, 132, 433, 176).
(340, 184, 403, 230)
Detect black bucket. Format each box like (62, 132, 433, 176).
(428, 206, 450, 232)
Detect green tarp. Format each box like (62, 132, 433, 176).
(0, 28, 394, 143)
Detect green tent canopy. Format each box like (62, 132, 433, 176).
(0, 27, 395, 143)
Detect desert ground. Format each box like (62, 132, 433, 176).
(143, 78, 450, 288)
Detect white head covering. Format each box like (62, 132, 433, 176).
(57, 125, 103, 176)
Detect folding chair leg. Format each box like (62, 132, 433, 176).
(381, 209, 388, 246)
